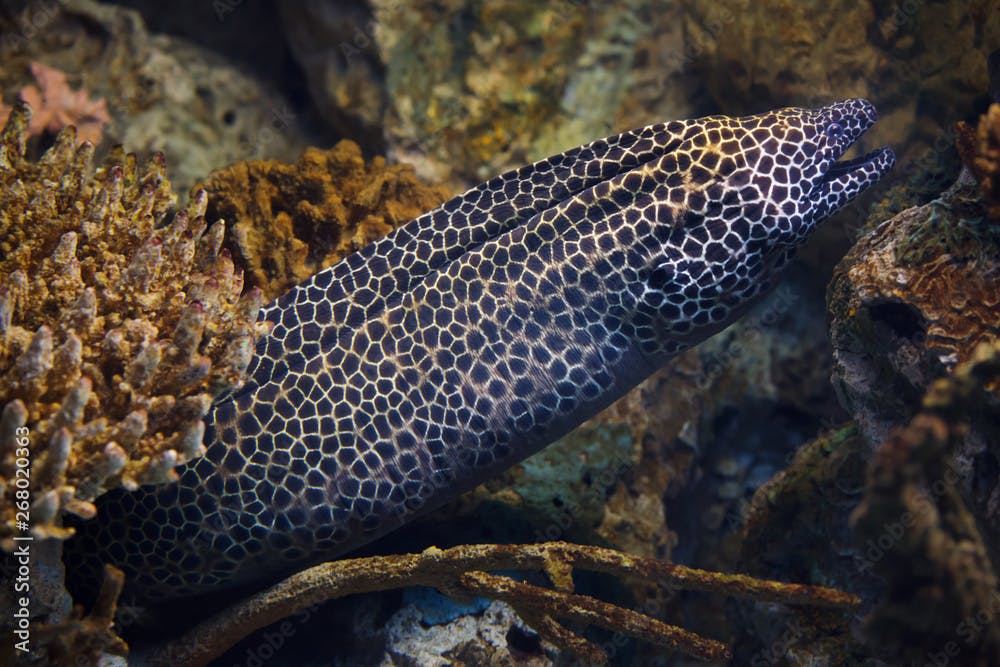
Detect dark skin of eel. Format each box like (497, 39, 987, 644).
(66, 99, 894, 604)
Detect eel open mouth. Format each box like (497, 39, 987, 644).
(821, 99, 894, 193)
(818, 144, 895, 213)
(822, 149, 889, 183)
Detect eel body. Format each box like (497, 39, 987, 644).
(67, 99, 894, 602)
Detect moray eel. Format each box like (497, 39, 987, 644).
(66, 99, 894, 603)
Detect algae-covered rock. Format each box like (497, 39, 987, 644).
(0, 0, 313, 193)
(279, 0, 998, 208)
(849, 345, 1000, 666)
(729, 102, 1000, 665)
(733, 425, 871, 664)
(828, 108, 1000, 663)
(829, 104, 1000, 446)
(196, 140, 452, 300)
(690, 1, 996, 158)
(277, 0, 388, 151)
(828, 172, 1000, 446)
(0, 103, 267, 546)
(280, 1, 692, 188)
(374, 0, 656, 186)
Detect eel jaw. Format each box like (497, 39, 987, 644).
(816, 145, 896, 217)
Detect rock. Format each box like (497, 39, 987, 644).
(382, 599, 555, 666)
(736, 102, 1000, 665)
(277, 0, 388, 151)
(849, 347, 1000, 665)
(279, 1, 698, 188)
(828, 171, 1000, 445)
(277, 0, 999, 210)
(0, 0, 313, 193)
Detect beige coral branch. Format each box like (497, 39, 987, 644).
(150, 541, 859, 667)
(460, 571, 730, 662)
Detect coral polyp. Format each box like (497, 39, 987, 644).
(0, 101, 267, 547)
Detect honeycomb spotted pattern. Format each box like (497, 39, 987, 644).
(67, 99, 894, 602)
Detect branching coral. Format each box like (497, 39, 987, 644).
(196, 140, 452, 300)
(0, 102, 267, 545)
(150, 541, 859, 667)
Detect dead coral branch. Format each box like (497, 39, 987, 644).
(152, 541, 859, 667)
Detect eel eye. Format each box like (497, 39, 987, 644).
(825, 121, 844, 139)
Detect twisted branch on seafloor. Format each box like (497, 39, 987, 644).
(148, 541, 859, 667)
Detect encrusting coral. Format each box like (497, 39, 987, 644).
(0, 101, 268, 546)
(196, 140, 452, 300)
